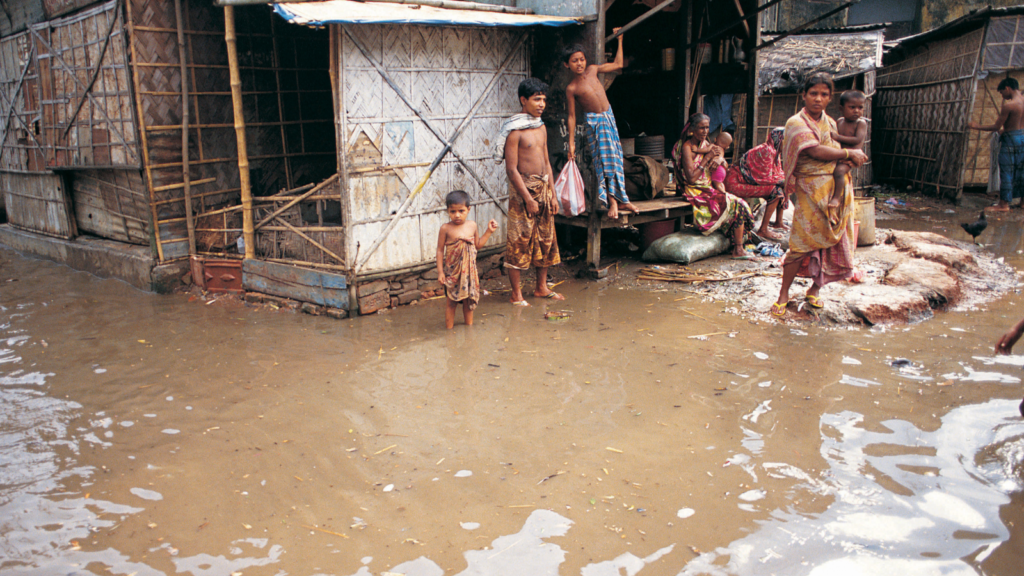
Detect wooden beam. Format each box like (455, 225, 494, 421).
(254, 174, 339, 231)
(755, 1, 860, 53)
(174, 0, 196, 256)
(745, 3, 760, 153)
(731, 0, 750, 38)
(686, 0, 787, 51)
(29, 26, 138, 162)
(62, 2, 121, 139)
(605, 0, 676, 43)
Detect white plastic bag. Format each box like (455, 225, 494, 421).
(554, 159, 586, 217)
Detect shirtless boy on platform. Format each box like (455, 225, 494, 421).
(830, 90, 868, 202)
(499, 78, 563, 305)
(565, 30, 639, 220)
(969, 77, 1024, 211)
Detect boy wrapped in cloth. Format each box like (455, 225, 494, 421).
(495, 77, 563, 305)
(564, 34, 639, 220)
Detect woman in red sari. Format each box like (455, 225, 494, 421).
(724, 128, 787, 240)
(771, 73, 868, 317)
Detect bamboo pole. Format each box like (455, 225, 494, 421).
(125, 0, 165, 262)
(224, 5, 254, 260)
(254, 174, 339, 230)
(605, 0, 677, 43)
(175, 0, 196, 255)
(271, 216, 345, 265)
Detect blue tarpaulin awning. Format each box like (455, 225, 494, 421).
(273, 1, 581, 27)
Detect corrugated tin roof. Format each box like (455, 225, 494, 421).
(762, 22, 890, 35)
(759, 30, 885, 93)
(273, 0, 581, 27)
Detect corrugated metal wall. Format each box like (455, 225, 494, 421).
(341, 23, 528, 275)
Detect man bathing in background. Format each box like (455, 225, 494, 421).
(564, 30, 639, 220)
(968, 77, 1024, 211)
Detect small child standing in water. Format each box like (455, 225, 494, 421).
(436, 190, 498, 329)
(830, 90, 868, 199)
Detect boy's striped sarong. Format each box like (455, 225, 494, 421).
(999, 129, 1024, 202)
(585, 108, 629, 208)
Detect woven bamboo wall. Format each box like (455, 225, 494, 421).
(343, 24, 527, 275)
(873, 28, 985, 200)
(32, 0, 138, 168)
(0, 31, 45, 171)
(128, 0, 335, 262)
(963, 75, 1011, 187)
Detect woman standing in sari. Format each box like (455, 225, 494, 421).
(672, 113, 753, 257)
(724, 127, 787, 240)
(771, 73, 867, 317)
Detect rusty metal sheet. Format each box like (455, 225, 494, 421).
(197, 257, 243, 293)
(243, 259, 349, 309)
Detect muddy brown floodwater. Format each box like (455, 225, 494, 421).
(2, 204, 1024, 576)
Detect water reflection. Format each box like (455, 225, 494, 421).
(681, 400, 1024, 575)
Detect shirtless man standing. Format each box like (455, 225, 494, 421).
(565, 31, 639, 220)
(498, 78, 563, 305)
(969, 77, 1024, 211)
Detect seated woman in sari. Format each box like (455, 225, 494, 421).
(724, 127, 787, 240)
(672, 113, 753, 257)
(771, 73, 867, 317)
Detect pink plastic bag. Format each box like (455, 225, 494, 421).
(554, 159, 585, 217)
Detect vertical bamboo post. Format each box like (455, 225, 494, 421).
(224, 5, 254, 259)
(125, 0, 166, 262)
(745, 4, 760, 155)
(175, 0, 196, 255)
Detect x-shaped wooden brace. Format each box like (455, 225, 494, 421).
(345, 24, 526, 273)
(29, 3, 139, 165)
(0, 42, 48, 166)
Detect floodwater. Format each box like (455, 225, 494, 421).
(1, 205, 1023, 576)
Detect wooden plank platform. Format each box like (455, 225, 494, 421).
(554, 194, 693, 278)
(554, 196, 692, 229)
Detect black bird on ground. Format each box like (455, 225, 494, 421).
(960, 211, 988, 244)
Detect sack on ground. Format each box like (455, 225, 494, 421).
(642, 230, 731, 264)
(555, 159, 586, 216)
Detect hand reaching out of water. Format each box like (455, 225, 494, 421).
(995, 317, 1024, 354)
